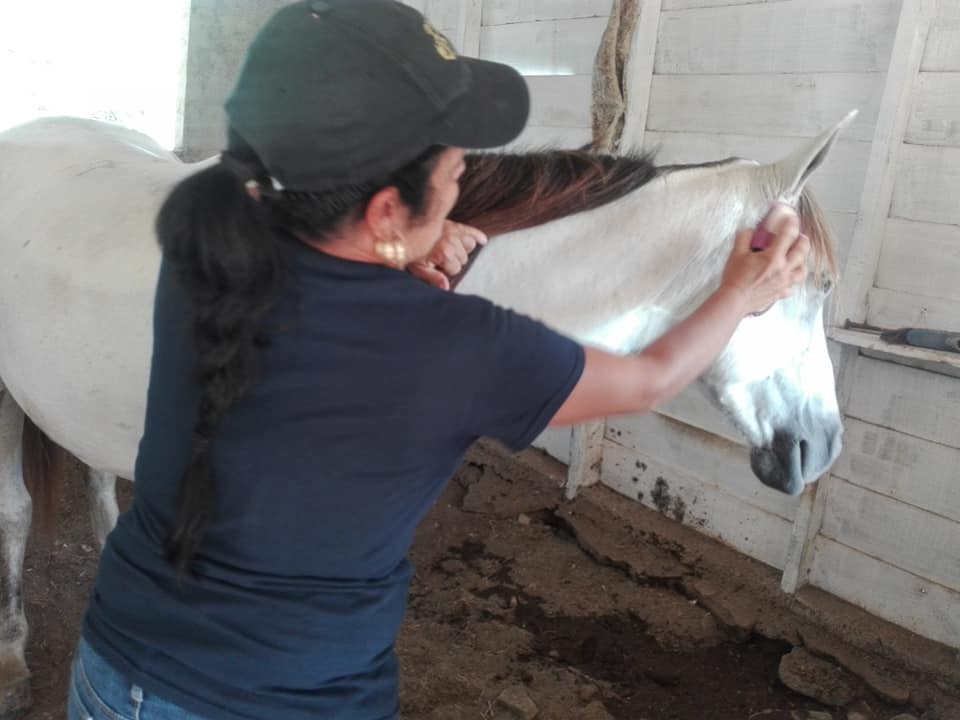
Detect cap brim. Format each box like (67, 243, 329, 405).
(434, 57, 530, 149)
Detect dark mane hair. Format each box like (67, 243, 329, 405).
(451, 149, 658, 237)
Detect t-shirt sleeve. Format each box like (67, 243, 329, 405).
(458, 298, 585, 452)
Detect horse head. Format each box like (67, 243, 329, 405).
(694, 113, 856, 495)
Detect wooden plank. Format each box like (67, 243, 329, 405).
(478, 16, 608, 75)
(830, 328, 960, 379)
(603, 439, 794, 569)
(781, 474, 831, 594)
(618, 0, 663, 152)
(906, 72, 960, 147)
(867, 287, 960, 332)
(833, 418, 960, 523)
(423, 0, 462, 33)
(566, 420, 605, 499)
(875, 218, 960, 301)
(891, 143, 960, 226)
(656, 0, 899, 75)
(832, 0, 937, 326)
(525, 75, 593, 127)
(845, 354, 960, 448)
(533, 426, 572, 464)
(606, 412, 802, 520)
(646, 74, 884, 142)
(827, 211, 857, 271)
(482, 0, 612, 25)
(662, 0, 789, 9)
(644, 132, 870, 214)
(654, 385, 742, 446)
(457, 0, 483, 57)
(921, 2, 960, 71)
(507, 124, 592, 149)
(821, 478, 960, 593)
(808, 536, 960, 649)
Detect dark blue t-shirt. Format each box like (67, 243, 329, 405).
(83, 238, 584, 720)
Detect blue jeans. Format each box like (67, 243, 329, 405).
(68, 637, 206, 720)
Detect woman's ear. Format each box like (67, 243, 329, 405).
(364, 185, 406, 238)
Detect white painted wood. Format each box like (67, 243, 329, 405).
(482, 0, 612, 25)
(618, 0, 663, 152)
(566, 420, 605, 498)
(603, 439, 794, 569)
(826, 211, 857, 271)
(655, 385, 742, 446)
(781, 474, 832, 593)
(606, 412, 803, 521)
(867, 287, 960, 333)
(833, 418, 960, 523)
(662, 0, 789, 9)
(875, 218, 960, 301)
(644, 132, 870, 214)
(891, 143, 960, 226)
(478, 16, 609, 75)
(533, 426, 572, 464)
(525, 75, 593, 127)
(833, 0, 937, 326)
(808, 536, 960, 649)
(821, 478, 960, 593)
(845, 354, 960, 448)
(508, 124, 592, 149)
(656, 0, 899, 75)
(457, 0, 483, 56)
(907, 72, 960, 147)
(646, 73, 884, 142)
(921, 1, 960, 71)
(423, 0, 462, 34)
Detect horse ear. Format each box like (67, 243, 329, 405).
(772, 110, 858, 201)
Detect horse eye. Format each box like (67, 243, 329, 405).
(821, 277, 834, 295)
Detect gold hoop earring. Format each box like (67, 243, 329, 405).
(374, 231, 407, 268)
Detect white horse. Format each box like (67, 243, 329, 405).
(0, 113, 851, 716)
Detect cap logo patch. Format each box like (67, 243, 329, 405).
(423, 22, 457, 60)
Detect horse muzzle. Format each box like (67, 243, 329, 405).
(750, 421, 843, 496)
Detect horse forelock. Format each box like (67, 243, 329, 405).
(797, 189, 838, 280)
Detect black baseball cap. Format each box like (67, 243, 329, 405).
(224, 0, 530, 191)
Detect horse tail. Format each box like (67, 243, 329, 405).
(21, 415, 69, 535)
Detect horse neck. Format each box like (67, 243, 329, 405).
(458, 165, 759, 352)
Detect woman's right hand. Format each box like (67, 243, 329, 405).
(720, 209, 811, 316)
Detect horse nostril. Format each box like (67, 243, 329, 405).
(799, 438, 809, 474)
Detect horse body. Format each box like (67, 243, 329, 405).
(0, 119, 204, 477)
(0, 114, 851, 717)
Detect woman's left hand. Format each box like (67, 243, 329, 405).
(408, 220, 487, 291)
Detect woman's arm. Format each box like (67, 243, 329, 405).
(551, 212, 809, 426)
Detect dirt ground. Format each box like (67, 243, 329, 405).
(20, 443, 945, 720)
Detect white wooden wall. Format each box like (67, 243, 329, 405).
(405, 1, 611, 150)
(612, 0, 960, 649)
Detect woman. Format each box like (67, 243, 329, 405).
(69, 1, 810, 719)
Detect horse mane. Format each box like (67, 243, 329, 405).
(451, 148, 838, 281)
(450, 149, 658, 238)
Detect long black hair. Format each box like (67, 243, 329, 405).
(157, 131, 443, 574)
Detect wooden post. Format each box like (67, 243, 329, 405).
(618, 0, 663, 152)
(832, 0, 938, 329)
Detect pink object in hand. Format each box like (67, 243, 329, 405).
(751, 202, 794, 251)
